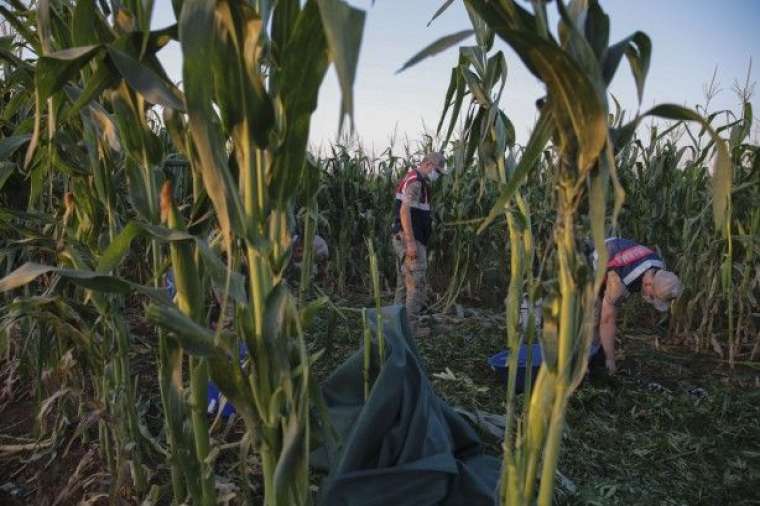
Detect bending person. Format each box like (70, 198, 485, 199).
(591, 237, 684, 373)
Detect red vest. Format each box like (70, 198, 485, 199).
(392, 169, 432, 245)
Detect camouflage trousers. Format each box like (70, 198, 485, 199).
(392, 234, 428, 335)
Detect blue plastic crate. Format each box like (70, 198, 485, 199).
(488, 342, 601, 392)
(206, 344, 249, 417)
(165, 269, 246, 418)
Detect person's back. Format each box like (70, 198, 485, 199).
(596, 238, 664, 293)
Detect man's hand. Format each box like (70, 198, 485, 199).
(405, 241, 417, 261)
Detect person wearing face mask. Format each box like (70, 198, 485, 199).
(589, 237, 684, 373)
(391, 152, 446, 337)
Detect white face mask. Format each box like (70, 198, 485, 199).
(643, 294, 670, 312)
(427, 169, 440, 182)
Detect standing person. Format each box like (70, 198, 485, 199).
(591, 237, 684, 373)
(391, 152, 446, 336)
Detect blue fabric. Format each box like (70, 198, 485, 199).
(206, 344, 249, 417)
(165, 269, 176, 299)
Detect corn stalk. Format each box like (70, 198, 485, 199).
(407, 0, 732, 502)
(1, 0, 366, 504)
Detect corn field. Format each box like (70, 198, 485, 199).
(0, 0, 757, 505)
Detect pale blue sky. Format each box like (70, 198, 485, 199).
(153, 1, 760, 153)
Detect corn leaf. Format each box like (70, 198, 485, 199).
(208, 354, 254, 419)
(36, 45, 104, 104)
(162, 107, 188, 157)
(584, 0, 609, 61)
(270, 0, 331, 208)
(273, 411, 307, 505)
(0, 162, 14, 191)
(146, 303, 222, 357)
(478, 110, 553, 233)
(610, 103, 731, 229)
(0, 6, 41, 54)
(464, 2, 494, 50)
(262, 283, 291, 371)
(485, 51, 507, 101)
(0, 135, 31, 160)
(272, 0, 301, 56)
(467, 0, 608, 173)
(538, 296, 559, 373)
(71, 0, 114, 46)
(729, 101, 753, 147)
(437, 65, 466, 148)
(180, 0, 246, 246)
(556, 0, 605, 93)
(316, 0, 366, 131)
(97, 221, 248, 304)
(123, 159, 154, 222)
(61, 62, 119, 123)
(210, 3, 274, 147)
(603, 32, 651, 103)
(462, 67, 491, 107)
(427, 0, 456, 27)
(397, 29, 475, 74)
(0, 262, 168, 301)
(106, 46, 185, 111)
(589, 141, 612, 288)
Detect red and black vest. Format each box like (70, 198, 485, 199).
(391, 169, 432, 245)
(593, 238, 665, 292)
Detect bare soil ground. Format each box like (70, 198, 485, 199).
(312, 297, 760, 505)
(2, 295, 759, 505)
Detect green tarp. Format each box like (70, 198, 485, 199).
(313, 305, 500, 505)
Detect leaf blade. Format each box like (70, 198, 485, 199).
(397, 30, 475, 74)
(316, 0, 366, 131)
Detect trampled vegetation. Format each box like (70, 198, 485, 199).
(0, 1, 758, 505)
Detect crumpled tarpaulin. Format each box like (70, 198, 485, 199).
(312, 305, 500, 506)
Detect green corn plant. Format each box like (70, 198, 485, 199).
(405, 0, 732, 502)
(161, 2, 364, 504)
(1, 1, 756, 504)
(500, 198, 528, 502)
(315, 141, 510, 307)
(160, 181, 215, 504)
(0, 3, 158, 496)
(2, 1, 367, 504)
(515, 194, 540, 396)
(362, 307, 371, 400)
(501, 192, 540, 482)
(298, 159, 320, 302)
(11, 0, 195, 498)
(616, 98, 758, 364)
(366, 237, 385, 362)
(62, 195, 150, 496)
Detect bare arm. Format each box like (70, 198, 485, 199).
(599, 298, 618, 373)
(399, 181, 422, 260)
(399, 202, 416, 259)
(599, 271, 629, 373)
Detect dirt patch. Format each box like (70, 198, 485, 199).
(2, 297, 759, 504)
(0, 394, 116, 505)
(312, 302, 760, 504)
